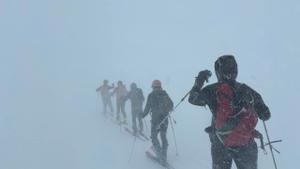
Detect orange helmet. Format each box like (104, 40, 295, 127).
(152, 80, 162, 88)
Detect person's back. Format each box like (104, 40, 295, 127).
(125, 83, 145, 134)
(188, 55, 271, 169)
(113, 81, 128, 123)
(97, 80, 113, 98)
(142, 80, 173, 166)
(145, 88, 172, 125)
(127, 86, 144, 111)
(96, 80, 114, 115)
(100, 84, 111, 97)
(113, 83, 128, 100)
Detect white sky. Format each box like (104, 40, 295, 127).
(1, 0, 300, 169)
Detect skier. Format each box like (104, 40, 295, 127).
(112, 81, 128, 124)
(188, 55, 271, 169)
(96, 80, 114, 116)
(141, 80, 173, 166)
(124, 83, 145, 135)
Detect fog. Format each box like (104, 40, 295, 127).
(1, 0, 300, 169)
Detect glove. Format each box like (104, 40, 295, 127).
(258, 111, 271, 121)
(194, 70, 212, 88)
(204, 126, 214, 134)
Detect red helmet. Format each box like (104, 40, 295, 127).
(152, 80, 162, 88)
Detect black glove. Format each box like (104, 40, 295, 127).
(194, 70, 212, 88)
(258, 111, 271, 121)
(204, 126, 215, 134)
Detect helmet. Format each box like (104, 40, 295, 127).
(214, 55, 238, 82)
(130, 83, 137, 90)
(152, 80, 162, 88)
(103, 80, 108, 84)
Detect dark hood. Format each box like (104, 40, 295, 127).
(214, 55, 238, 82)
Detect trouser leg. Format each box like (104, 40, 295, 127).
(151, 124, 161, 157)
(233, 140, 258, 169)
(116, 101, 121, 120)
(107, 98, 114, 113)
(102, 97, 107, 113)
(138, 112, 143, 133)
(210, 134, 232, 169)
(160, 121, 168, 163)
(132, 111, 137, 133)
(120, 101, 126, 118)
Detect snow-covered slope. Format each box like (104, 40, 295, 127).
(2, 0, 300, 169)
(94, 92, 276, 169)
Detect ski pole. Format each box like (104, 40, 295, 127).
(128, 134, 137, 163)
(157, 90, 191, 130)
(270, 145, 281, 154)
(169, 115, 179, 156)
(96, 93, 99, 115)
(264, 140, 282, 146)
(157, 71, 212, 129)
(263, 121, 278, 169)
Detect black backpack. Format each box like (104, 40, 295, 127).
(154, 91, 173, 115)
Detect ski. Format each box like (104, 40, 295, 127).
(145, 148, 175, 169)
(124, 127, 146, 142)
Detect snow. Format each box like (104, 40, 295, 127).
(1, 0, 300, 168)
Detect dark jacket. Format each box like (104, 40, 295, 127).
(143, 88, 173, 125)
(188, 81, 271, 128)
(124, 88, 145, 112)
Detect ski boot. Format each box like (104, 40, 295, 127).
(160, 151, 167, 167)
(151, 145, 162, 159)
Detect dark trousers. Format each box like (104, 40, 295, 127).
(116, 99, 126, 120)
(210, 134, 258, 169)
(132, 109, 143, 133)
(151, 120, 168, 161)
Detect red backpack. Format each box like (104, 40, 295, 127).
(215, 83, 258, 147)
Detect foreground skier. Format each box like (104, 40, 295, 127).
(189, 55, 271, 169)
(141, 80, 173, 166)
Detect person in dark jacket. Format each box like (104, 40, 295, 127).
(188, 55, 271, 169)
(141, 80, 173, 166)
(124, 83, 145, 134)
(96, 80, 114, 115)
